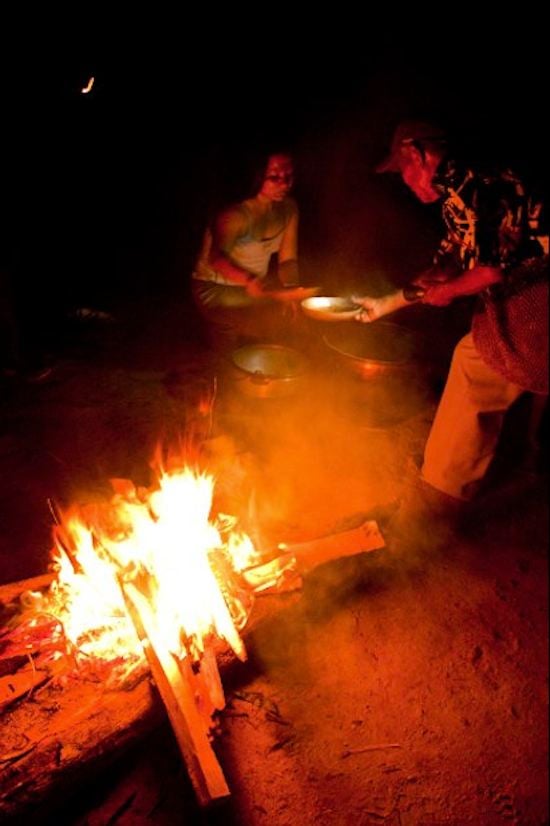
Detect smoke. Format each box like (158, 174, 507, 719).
(210, 330, 434, 555)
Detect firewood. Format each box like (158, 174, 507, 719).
(0, 588, 298, 821)
(0, 667, 163, 819)
(191, 644, 226, 716)
(278, 519, 385, 575)
(119, 580, 230, 807)
(0, 653, 68, 709)
(0, 517, 384, 818)
(0, 574, 54, 611)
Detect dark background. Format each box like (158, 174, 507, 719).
(1, 19, 547, 338)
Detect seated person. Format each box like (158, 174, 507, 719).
(192, 150, 302, 349)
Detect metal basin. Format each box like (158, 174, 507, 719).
(323, 321, 421, 380)
(229, 344, 309, 399)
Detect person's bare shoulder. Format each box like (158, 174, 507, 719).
(214, 202, 250, 241)
(285, 196, 299, 216)
(278, 196, 298, 226)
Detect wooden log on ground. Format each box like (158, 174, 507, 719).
(0, 587, 297, 820)
(0, 661, 164, 821)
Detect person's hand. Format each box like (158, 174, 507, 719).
(353, 291, 405, 323)
(245, 276, 266, 298)
(282, 301, 300, 321)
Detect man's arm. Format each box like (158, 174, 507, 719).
(412, 261, 459, 289)
(422, 265, 503, 305)
(354, 266, 503, 322)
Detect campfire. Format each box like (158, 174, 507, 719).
(0, 445, 385, 811)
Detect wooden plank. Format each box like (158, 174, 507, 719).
(0, 574, 55, 608)
(120, 581, 230, 807)
(287, 519, 385, 574)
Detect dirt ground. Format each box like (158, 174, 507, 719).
(0, 303, 548, 825)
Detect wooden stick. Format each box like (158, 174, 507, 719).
(283, 519, 385, 575)
(119, 580, 230, 807)
(341, 743, 402, 758)
(190, 644, 226, 715)
(0, 574, 54, 609)
(0, 654, 68, 710)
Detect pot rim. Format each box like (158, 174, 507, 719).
(230, 343, 309, 380)
(323, 321, 417, 368)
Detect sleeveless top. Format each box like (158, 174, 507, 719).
(193, 200, 292, 286)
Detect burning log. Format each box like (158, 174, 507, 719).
(0, 470, 384, 816)
(246, 519, 385, 586)
(119, 579, 230, 806)
(0, 576, 291, 820)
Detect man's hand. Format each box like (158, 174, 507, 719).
(353, 290, 408, 323)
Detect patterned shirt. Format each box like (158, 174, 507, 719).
(431, 158, 548, 393)
(432, 159, 548, 273)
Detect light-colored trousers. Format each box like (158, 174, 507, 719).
(421, 332, 527, 500)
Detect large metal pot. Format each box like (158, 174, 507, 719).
(323, 321, 421, 380)
(229, 344, 309, 399)
(322, 321, 431, 426)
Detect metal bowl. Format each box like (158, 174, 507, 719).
(230, 344, 309, 399)
(323, 321, 420, 380)
(301, 296, 360, 322)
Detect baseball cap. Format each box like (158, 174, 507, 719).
(376, 120, 448, 173)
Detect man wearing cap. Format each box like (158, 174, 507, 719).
(355, 119, 548, 522)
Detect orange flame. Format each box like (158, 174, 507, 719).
(45, 462, 261, 676)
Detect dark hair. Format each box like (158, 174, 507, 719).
(201, 142, 296, 228)
(244, 145, 295, 198)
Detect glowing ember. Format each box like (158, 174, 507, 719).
(43, 462, 262, 678)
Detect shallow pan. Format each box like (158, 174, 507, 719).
(301, 296, 360, 322)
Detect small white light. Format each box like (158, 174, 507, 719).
(81, 76, 95, 94)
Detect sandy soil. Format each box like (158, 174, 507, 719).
(0, 307, 547, 825)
